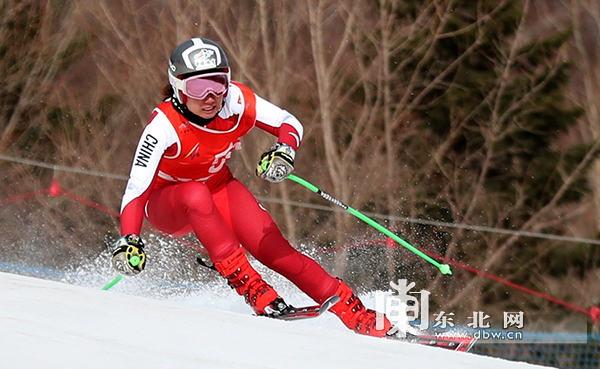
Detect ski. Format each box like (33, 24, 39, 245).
(412, 334, 476, 352)
(390, 332, 477, 352)
(196, 255, 474, 350)
(271, 295, 340, 321)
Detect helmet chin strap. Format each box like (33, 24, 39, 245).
(171, 93, 220, 127)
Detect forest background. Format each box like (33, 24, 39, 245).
(1, 0, 599, 330)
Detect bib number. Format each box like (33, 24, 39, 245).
(209, 141, 242, 173)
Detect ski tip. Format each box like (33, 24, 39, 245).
(313, 295, 341, 317)
(320, 295, 340, 311)
(325, 295, 340, 306)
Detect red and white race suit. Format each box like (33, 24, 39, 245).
(119, 82, 338, 303)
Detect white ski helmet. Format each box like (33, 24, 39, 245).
(168, 38, 231, 105)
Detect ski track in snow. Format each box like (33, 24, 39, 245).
(0, 271, 554, 369)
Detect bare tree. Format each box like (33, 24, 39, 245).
(0, 0, 83, 152)
(570, 0, 600, 229)
(2, 0, 598, 321)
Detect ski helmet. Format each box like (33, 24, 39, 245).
(168, 38, 230, 105)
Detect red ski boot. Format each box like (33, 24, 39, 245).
(214, 247, 284, 315)
(329, 280, 392, 337)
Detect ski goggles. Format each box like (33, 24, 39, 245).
(170, 72, 228, 100)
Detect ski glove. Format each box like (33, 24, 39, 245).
(256, 143, 295, 183)
(111, 234, 146, 276)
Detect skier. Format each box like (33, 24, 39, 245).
(112, 37, 393, 338)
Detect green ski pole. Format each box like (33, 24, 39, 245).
(287, 174, 452, 275)
(102, 275, 122, 290)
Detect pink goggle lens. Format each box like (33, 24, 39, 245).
(183, 73, 228, 99)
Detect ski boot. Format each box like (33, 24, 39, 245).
(329, 280, 393, 337)
(214, 247, 286, 316)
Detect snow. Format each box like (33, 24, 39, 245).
(0, 271, 554, 369)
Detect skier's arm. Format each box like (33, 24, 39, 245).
(120, 111, 177, 235)
(253, 95, 303, 183)
(253, 95, 304, 150)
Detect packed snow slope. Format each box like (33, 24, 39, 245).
(0, 272, 551, 369)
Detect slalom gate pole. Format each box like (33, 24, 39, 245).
(102, 275, 123, 290)
(287, 174, 452, 275)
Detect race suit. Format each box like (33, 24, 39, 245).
(119, 81, 338, 303)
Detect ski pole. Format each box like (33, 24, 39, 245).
(102, 275, 122, 290)
(287, 174, 452, 275)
